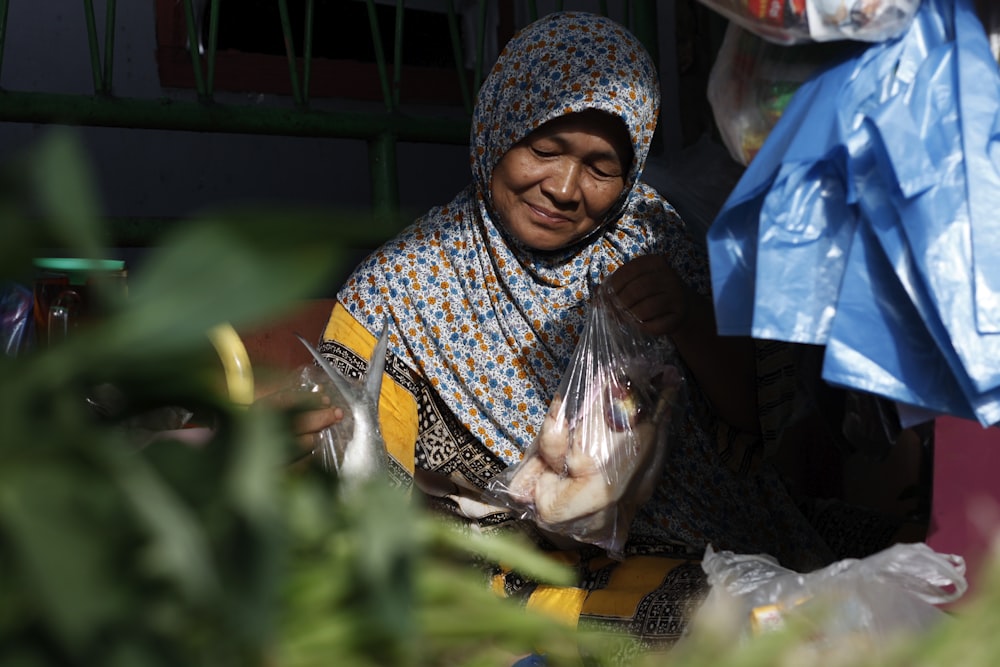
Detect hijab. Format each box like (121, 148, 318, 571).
(337, 12, 707, 465)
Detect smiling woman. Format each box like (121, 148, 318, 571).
(272, 10, 843, 655)
(490, 109, 632, 252)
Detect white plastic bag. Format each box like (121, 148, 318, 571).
(696, 542, 967, 649)
(486, 285, 684, 559)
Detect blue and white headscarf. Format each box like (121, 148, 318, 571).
(338, 12, 706, 465)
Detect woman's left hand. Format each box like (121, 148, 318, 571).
(607, 254, 692, 336)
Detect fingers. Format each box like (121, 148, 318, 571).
(608, 255, 687, 335)
(292, 405, 345, 438)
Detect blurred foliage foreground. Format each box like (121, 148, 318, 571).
(3, 130, 1000, 667)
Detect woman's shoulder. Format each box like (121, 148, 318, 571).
(340, 185, 478, 285)
(376, 184, 479, 254)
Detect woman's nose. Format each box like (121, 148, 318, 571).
(542, 159, 582, 202)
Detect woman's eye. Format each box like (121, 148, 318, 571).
(530, 146, 556, 158)
(590, 164, 621, 179)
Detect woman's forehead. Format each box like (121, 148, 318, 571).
(524, 110, 633, 160)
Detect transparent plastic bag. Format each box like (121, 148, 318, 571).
(292, 323, 390, 483)
(697, 0, 921, 45)
(296, 364, 359, 473)
(1, 282, 35, 357)
(696, 542, 967, 649)
(486, 285, 685, 559)
(708, 23, 862, 165)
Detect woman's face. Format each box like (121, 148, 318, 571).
(490, 110, 632, 252)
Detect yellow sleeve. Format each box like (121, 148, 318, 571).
(323, 304, 418, 476)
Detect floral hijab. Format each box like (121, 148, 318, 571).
(337, 12, 706, 465)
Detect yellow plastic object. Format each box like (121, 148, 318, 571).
(208, 323, 255, 406)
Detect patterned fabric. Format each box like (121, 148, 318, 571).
(337, 11, 704, 466)
(471, 11, 661, 226)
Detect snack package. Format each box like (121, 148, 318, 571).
(708, 23, 862, 165)
(486, 285, 685, 559)
(697, 0, 922, 44)
(695, 542, 967, 652)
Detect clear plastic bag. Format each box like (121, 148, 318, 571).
(293, 324, 390, 484)
(486, 285, 685, 559)
(697, 0, 922, 45)
(708, 23, 862, 166)
(1, 282, 35, 357)
(296, 363, 359, 473)
(696, 542, 967, 649)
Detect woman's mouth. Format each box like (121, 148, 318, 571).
(527, 203, 572, 227)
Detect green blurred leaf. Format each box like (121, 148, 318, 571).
(27, 128, 107, 257)
(0, 461, 125, 649)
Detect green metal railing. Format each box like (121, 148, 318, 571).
(0, 0, 658, 241)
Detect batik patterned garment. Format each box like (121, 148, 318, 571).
(321, 10, 834, 651)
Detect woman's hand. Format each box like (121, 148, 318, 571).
(254, 387, 346, 455)
(608, 254, 761, 434)
(607, 254, 693, 336)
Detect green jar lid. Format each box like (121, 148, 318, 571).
(34, 257, 126, 284)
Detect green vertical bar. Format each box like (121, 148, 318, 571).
(473, 0, 487, 93)
(392, 0, 404, 109)
(277, 0, 304, 106)
(181, 0, 207, 98)
(527, 0, 538, 22)
(101, 0, 116, 94)
(365, 0, 394, 112)
(369, 132, 399, 216)
(444, 0, 473, 115)
(82, 0, 104, 93)
(302, 0, 315, 103)
(631, 0, 659, 66)
(206, 0, 221, 94)
(0, 0, 8, 78)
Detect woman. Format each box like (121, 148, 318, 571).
(300, 11, 833, 650)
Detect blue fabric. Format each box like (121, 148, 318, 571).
(707, 0, 1000, 425)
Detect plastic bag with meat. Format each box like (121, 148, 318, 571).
(485, 284, 685, 559)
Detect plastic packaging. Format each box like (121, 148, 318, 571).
(486, 285, 684, 559)
(697, 542, 967, 649)
(293, 322, 390, 484)
(697, 0, 922, 45)
(708, 24, 863, 166)
(707, 0, 1000, 425)
(1, 282, 35, 357)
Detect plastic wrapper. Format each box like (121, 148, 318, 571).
(697, 0, 921, 45)
(707, 0, 1000, 426)
(707, 24, 863, 166)
(296, 363, 360, 473)
(1, 282, 35, 357)
(292, 324, 390, 483)
(695, 542, 967, 651)
(486, 285, 685, 559)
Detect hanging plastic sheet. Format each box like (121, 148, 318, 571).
(707, 0, 1000, 425)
